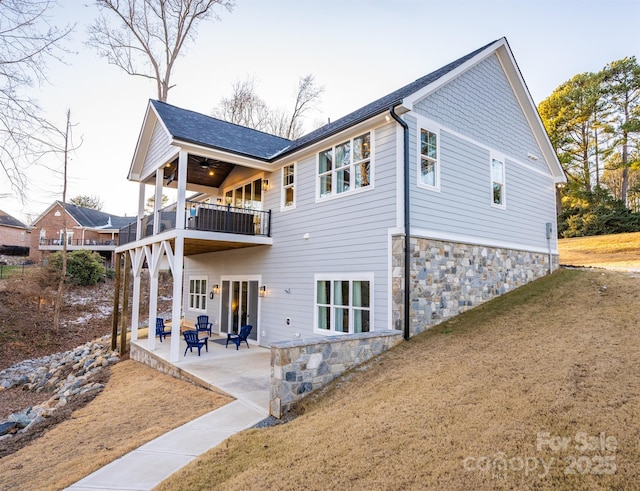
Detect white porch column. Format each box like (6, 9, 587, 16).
(129, 248, 145, 341)
(169, 236, 184, 362)
(137, 182, 145, 239)
(154, 167, 164, 234)
(146, 243, 161, 351)
(175, 150, 188, 230)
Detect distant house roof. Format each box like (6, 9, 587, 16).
(0, 210, 28, 229)
(150, 39, 498, 162)
(33, 202, 135, 230)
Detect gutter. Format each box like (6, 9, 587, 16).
(389, 106, 411, 341)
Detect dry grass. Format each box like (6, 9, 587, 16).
(559, 231, 640, 269)
(0, 360, 232, 491)
(157, 269, 640, 490)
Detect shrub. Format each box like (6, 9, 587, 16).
(47, 250, 107, 286)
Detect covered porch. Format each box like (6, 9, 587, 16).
(130, 333, 271, 413)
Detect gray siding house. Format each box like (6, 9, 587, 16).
(117, 37, 565, 363)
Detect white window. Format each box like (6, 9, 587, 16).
(281, 163, 296, 210)
(491, 155, 506, 208)
(188, 277, 207, 312)
(20, 232, 25, 242)
(418, 127, 439, 190)
(315, 274, 372, 334)
(224, 177, 263, 210)
(318, 132, 371, 199)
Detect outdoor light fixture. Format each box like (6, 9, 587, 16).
(262, 179, 270, 191)
(210, 284, 220, 299)
(259, 285, 267, 297)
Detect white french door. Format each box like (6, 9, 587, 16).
(220, 278, 258, 341)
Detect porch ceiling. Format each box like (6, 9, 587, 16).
(178, 237, 265, 256)
(162, 154, 235, 188)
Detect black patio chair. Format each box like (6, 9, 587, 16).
(156, 318, 171, 342)
(195, 314, 213, 336)
(226, 325, 252, 350)
(183, 330, 208, 356)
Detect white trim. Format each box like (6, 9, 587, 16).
(411, 227, 559, 255)
(280, 162, 297, 211)
(490, 151, 507, 210)
(313, 272, 375, 336)
(416, 122, 441, 192)
(222, 174, 266, 209)
(315, 129, 375, 203)
(387, 232, 394, 331)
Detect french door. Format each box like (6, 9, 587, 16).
(220, 279, 258, 341)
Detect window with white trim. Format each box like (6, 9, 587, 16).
(282, 163, 296, 209)
(491, 156, 505, 207)
(318, 132, 371, 198)
(315, 276, 371, 334)
(188, 277, 207, 311)
(418, 127, 439, 190)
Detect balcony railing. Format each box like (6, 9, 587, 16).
(40, 239, 117, 247)
(118, 200, 271, 246)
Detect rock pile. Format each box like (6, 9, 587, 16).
(0, 337, 120, 440)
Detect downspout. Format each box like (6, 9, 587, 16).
(389, 106, 411, 341)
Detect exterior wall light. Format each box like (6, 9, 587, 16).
(262, 179, 270, 191)
(259, 285, 267, 297)
(210, 284, 220, 299)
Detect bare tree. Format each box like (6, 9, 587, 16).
(214, 74, 324, 139)
(0, 0, 73, 198)
(53, 109, 74, 332)
(69, 194, 104, 210)
(87, 0, 234, 102)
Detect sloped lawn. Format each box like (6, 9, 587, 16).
(559, 231, 640, 269)
(156, 269, 640, 490)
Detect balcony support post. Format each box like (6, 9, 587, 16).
(137, 182, 145, 240)
(154, 169, 163, 234)
(175, 150, 188, 230)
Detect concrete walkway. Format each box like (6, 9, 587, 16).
(65, 337, 271, 491)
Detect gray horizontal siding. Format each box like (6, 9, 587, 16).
(141, 121, 172, 178)
(184, 122, 399, 346)
(409, 129, 556, 250)
(414, 53, 549, 174)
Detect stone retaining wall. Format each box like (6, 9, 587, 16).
(270, 330, 403, 418)
(392, 236, 559, 337)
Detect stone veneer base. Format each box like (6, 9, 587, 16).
(270, 330, 403, 418)
(392, 236, 560, 337)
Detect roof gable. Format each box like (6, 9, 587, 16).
(33, 202, 134, 229)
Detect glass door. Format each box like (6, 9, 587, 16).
(220, 280, 258, 341)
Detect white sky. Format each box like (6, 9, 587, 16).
(2, 0, 639, 223)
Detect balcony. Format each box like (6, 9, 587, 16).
(118, 200, 272, 253)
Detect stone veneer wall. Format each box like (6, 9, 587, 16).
(270, 330, 403, 418)
(392, 236, 560, 337)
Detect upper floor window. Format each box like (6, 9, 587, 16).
(491, 156, 506, 207)
(418, 127, 439, 190)
(282, 164, 296, 210)
(224, 177, 263, 210)
(315, 274, 372, 334)
(318, 132, 371, 199)
(188, 277, 207, 312)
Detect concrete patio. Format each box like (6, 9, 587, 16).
(130, 333, 272, 413)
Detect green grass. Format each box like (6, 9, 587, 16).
(0, 264, 28, 280)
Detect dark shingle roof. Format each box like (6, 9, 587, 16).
(63, 202, 135, 229)
(151, 39, 498, 161)
(0, 210, 28, 229)
(151, 100, 292, 160)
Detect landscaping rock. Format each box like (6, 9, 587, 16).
(0, 338, 119, 441)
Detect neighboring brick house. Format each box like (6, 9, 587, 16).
(0, 210, 30, 258)
(30, 201, 136, 266)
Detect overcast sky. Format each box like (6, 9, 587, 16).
(2, 0, 639, 223)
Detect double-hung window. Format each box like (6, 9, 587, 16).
(491, 155, 506, 208)
(318, 132, 371, 198)
(188, 277, 207, 312)
(282, 164, 296, 210)
(315, 275, 372, 334)
(418, 127, 439, 190)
